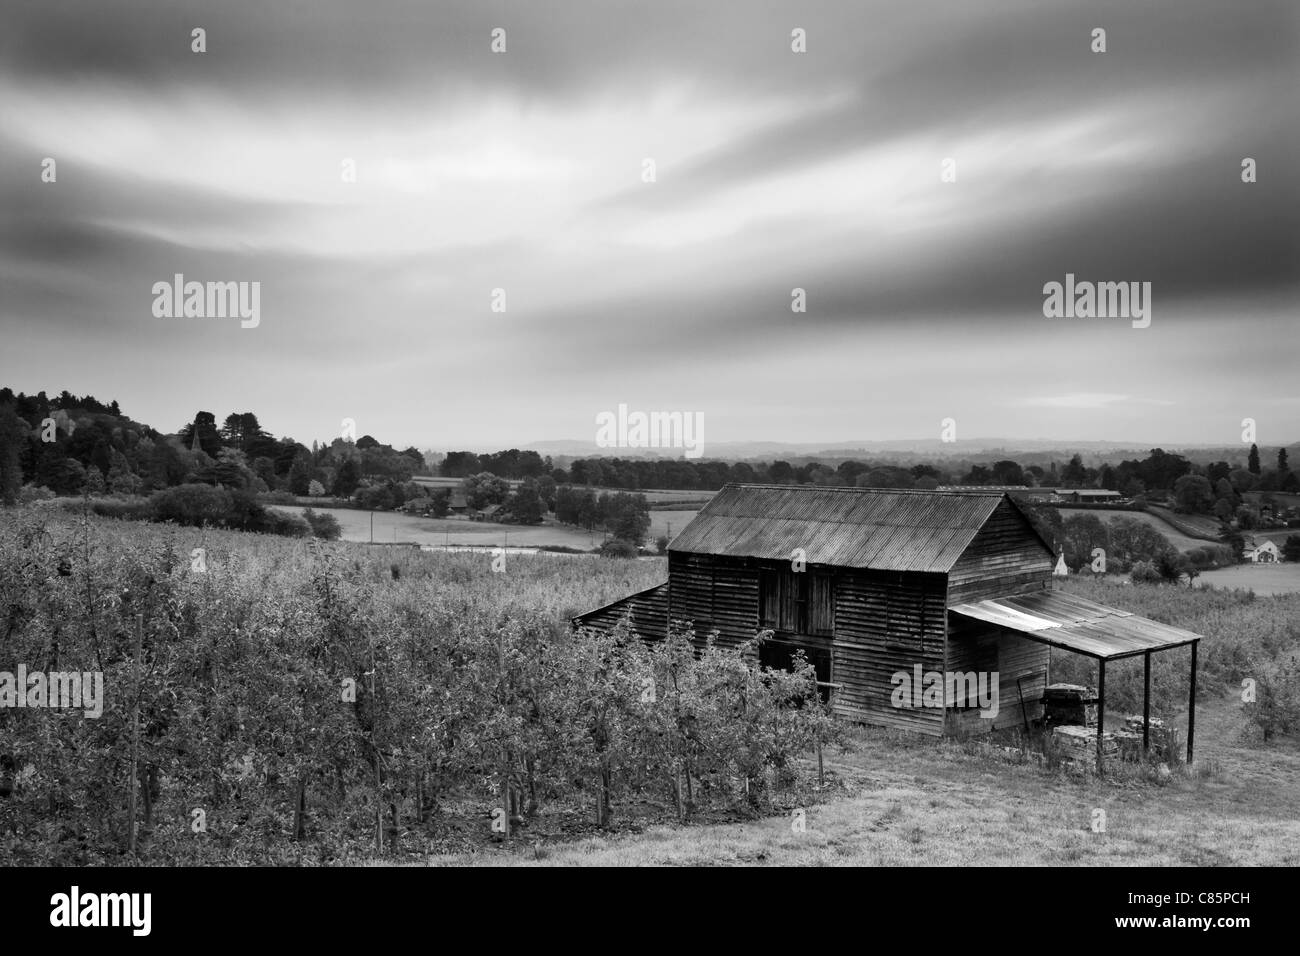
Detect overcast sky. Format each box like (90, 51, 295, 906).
(1, 0, 1296, 451)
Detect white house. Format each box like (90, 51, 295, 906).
(1242, 539, 1281, 563)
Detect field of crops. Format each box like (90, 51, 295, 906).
(0, 507, 831, 865)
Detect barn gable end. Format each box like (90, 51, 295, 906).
(948, 496, 1056, 604)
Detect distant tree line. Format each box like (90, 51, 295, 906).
(453, 447, 1298, 501)
(1168, 444, 1297, 524)
(0, 387, 434, 507)
(4, 386, 1293, 545)
(1023, 506, 1235, 584)
(554, 487, 651, 545)
(440, 449, 550, 479)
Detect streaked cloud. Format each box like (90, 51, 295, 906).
(1, 0, 1296, 447)
(1019, 394, 1177, 410)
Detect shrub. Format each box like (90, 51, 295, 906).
(597, 538, 638, 559)
(356, 484, 394, 511)
(1244, 655, 1300, 741)
(89, 498, 152, 521)
(302, 508, 342, 540)
(1129, 560, 1162, 584)
(150, 483, 234, 526)
(224, 487, 272, 531)
(1155, 550, 1189, 583)
(428, 489, 450, 518)
(261, 509, 312, 538)
(18, 485, 55, 504)
(1185, 543, 1234, 569)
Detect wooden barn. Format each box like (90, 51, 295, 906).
(574, 484, 1202, 757)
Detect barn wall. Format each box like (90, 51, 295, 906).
(667, 553, 759, 648)
(573, 583, 669, 641)
(945, 614, 1049, 735)
(669, 557, 952, 734)
(947, 498, 1054, 603)
(831, 569, 948, 734)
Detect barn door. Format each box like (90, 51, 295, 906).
(758, 637, 833, 703)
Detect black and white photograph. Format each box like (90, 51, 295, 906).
(0, 0, 1296, 928)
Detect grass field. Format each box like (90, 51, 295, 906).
(648, 509, 700, 542)
(626, 488, 716, 506)
(272, 505, 609, 550)
(274, 504, 706, 552)
(1055, 508, 1209, 552)
(1146, 505, 1223, 541)
(1076, 503, 1298, 555)
(1196, 564, 1300, 595)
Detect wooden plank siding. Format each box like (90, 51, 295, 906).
(667, 553, 759, 649)
(832, 569, 947, 733)
(947, 498, 1054, 604)
(945, 613, 1049, 735)
(758, 565, 835, 635)
(573, 583, 669, 641)
(943, 499, 1052, 734)
(671, 558, 950, 732)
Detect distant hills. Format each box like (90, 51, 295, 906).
(526, 437, 1300, 463)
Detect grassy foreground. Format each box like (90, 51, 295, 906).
(410, 695, 1300, 866)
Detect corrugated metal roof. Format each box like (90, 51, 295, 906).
(949, 590, 1201, 659)
(667, 484, 1007, 573)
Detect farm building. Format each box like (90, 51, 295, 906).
(575, 484, 1202, 761)
(1242, 539, 1281, 563)
(1054, 489, 1123, 504)
(938, 485, 1056, 503)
